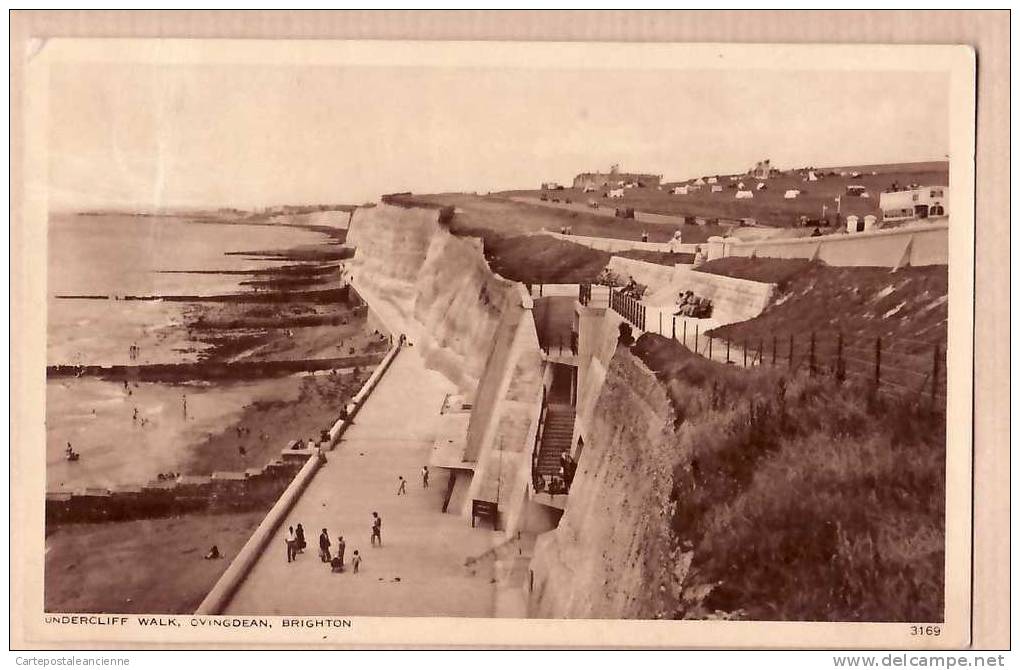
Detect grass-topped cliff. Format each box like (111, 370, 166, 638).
(633, 334, 945, 621)
(533, 332, 944, 622)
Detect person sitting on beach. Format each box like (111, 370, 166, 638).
(204, 545, 221, 560)
(330, 555, 344, 573)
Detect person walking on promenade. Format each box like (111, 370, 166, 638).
(352, 550, 362, 574)
(421, 465, 429, 489)
(295, 523, 306, 554)
(370, 512, 382, 547)
(396, 476, 407, 496)
(285, 526, 298, 563)
(319, 528, 332, 563)
(336, 534, 346, 567)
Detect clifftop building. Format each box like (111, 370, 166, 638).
(750, 159, 780, 180)
(573, 164, 662, 190)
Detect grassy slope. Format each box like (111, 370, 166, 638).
(500, 162, 948, 226)
(382, 193, 695, 284)
(631, 334, 944, 622)
(414, 192, 729, 244)
(701, 260, 947, 398)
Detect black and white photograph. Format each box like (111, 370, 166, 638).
(9, 12, 1004, 653)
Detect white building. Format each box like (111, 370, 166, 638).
(878, 186, 949, 222)
(671, 186, 688, 195)
(607, 188, 625, 199)
(735, 190, 754, 199)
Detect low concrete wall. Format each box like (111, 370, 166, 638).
(193, 451, 325, 615)
(195, 343, 404, 615)
(540, 230, 697, 254)
(705, 220, 948, 268)
(510, 196, 691, 231)
(649, 266, 775, 324)
(604, 256, 678, 293)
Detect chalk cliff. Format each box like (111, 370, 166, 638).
(346, 203, 521, 391)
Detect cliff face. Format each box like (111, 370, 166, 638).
(346, 203, 520, 390)
(530, 347, 689, 619)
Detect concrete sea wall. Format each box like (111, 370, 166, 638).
(705, 220, 949, 268)
(529, 346, 686, 619)
(194, 343, 403, 615)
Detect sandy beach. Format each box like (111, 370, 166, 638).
(45, 211, 380, 614)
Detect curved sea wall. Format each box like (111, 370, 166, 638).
(346, 203, 521, 391)
(529, 346, 688, 619)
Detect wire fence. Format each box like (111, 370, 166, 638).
(583, 282, 948, 411)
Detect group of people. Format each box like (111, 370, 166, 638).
(618, 277, 647, 300)
(397, 466, 429, 496)
(128, 343, 141, 361)
(284, 516, 377, 575)
(537, 453, 576, 495)
(674, 290, 713, 319)
(155, 471, 180, 481)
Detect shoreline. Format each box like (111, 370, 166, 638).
(45, 213, 379, 614)
(47, 213, 372, 487)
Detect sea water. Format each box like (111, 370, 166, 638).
(46, 213, 329, 489)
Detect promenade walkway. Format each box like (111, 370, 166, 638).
(224, 347, 499, 617)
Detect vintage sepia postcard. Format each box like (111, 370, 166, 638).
(10, 18, 990, 650)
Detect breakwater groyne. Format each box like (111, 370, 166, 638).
(53, 287, 351, 304)
(47, 352, 386, 382)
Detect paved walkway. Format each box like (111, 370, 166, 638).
(225, 348, 499, 617)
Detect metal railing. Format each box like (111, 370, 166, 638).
(608, 287, 646, 331)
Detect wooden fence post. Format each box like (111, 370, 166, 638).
(708, 337, 713, 360)
(672, 316, 676, 340)
(836, 332, 845, 382)
(694, 323, 699, 355)
(931, 342, 940, 412)
(726, 338, 731, 363)
(875, 336, 882, 389)
(683, 321, 687, 347)
(743, 339, 747, 367)
(809, 332, 816, 375)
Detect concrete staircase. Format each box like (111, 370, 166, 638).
(536, 404, 576, 477)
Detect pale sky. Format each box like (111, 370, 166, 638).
(48, 62, 948, 210)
